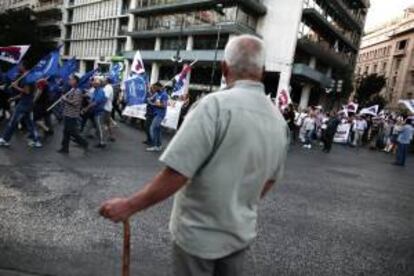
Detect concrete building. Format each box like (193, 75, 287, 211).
(62, 0, 130, 73)
(123, 0, 295, 94)
(292, 0, 369, 109)
(0, 0, 64, 48)
(355, 6, 414, 109)
(122, 0, 368, 103)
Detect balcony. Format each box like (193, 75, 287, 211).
(130, 0, 266, 16)
(129, 21, 256, 38)
(123, 49, 224, 62)
(33, 0, 63, 12)
(394, 48, 406, 57)
(302, 8, 358, 51)
(296, 37, 353, 69)
(328, 0, 365, 31)
(292, 63, 333, 88)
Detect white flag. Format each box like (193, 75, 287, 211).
(359, 105, 379, 116)
(131, 50, 145, 75)
(399, 99, 414, 114)
(0, 45, 30, 64)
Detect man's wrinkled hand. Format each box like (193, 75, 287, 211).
(99, 197, 132, 223)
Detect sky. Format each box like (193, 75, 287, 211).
(365, 0, 414, 31)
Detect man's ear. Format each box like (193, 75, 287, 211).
(221, 61, 229, 79)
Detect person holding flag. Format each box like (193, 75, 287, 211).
(0, 61, 42, 148)
(57, 74, 89, 154)
(146, 82, 169, 152)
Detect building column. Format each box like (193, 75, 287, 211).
(150, 63, 160, 84)
(298, 57, 317, 110)
(186, 35, 194, 51)
(79, 60, 86, 74)
(155, 37, 161, 51)
(299, 85, 312, 110)
(125, 0, 137, 52)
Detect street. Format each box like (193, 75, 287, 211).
(0, 123, 413, 276)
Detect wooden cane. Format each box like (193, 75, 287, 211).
(122, 219, 131, 276)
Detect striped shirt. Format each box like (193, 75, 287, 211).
(63, 88, 83, 118)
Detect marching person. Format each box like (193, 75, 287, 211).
(302, 109, 316, 149)
(33, 79, 53, 136)
(57, 75, 89, 154)
(393, 117, 414, 167)
(102, 76, 116, 142)
(81, 77, 107, 148)
(352, 115, 367, 147)
(142, 83, 157, 145)
(100, 35, 289, 276)
(0, 63, 42, 148)
(322, 111, 341, 153)
(146, 82, 168, 152)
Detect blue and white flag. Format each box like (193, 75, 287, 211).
(109, 62, 123, 84)
(24, 48, 60, 84)
(359, 105, 379, 116)
(58, 58, 78, 81)
(124, 74, 147, 106)
(172, 64, 191, 97)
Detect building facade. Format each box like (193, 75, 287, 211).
(62, 0, 130, 73)
(0, 0, 64, 48)
(355, 6, 414, 109)
(292, 0, 369, 109)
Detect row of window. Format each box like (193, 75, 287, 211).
(134, 7, 257, 32)
(68, 0, 120, 23)
(356, 61, 388, 76)
(357, 45, 392, 63)
(133, 34, 229, 51)
(68, 39, 118, 57)
(67, 19, 120, 40)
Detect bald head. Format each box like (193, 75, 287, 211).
(222, 35, 265, 84)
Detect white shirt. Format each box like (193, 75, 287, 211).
(103, 84, 113, 112)
(354, 119, 367, 131)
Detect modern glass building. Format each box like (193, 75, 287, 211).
(292, 0, 370, 109)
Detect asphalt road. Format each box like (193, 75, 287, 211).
(0, 122, 413, 276)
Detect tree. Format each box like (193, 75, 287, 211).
(355, 74, 387, 107)
(0, 8, 52, 71)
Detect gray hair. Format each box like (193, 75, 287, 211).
(223, 34, 265, 78)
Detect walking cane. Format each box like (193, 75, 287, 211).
(122, 219, 131, 276)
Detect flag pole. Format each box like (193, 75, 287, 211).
(122, 219, 131, 276)
(163, 59, 198, 88)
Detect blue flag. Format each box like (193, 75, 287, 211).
(79, 69, 98, 90)
(109, 63, 122, 84)
(5, 64, 19, 81)
(124, 75, 147, 106)
(23, 49, 60, 84)
(58, 58, 78, 81)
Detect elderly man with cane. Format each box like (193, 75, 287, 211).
(100, 34, 289, 276)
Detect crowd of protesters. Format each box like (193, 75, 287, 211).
(283, 104, 414, 166)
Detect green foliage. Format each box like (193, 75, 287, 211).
(355, 74, 387, 107)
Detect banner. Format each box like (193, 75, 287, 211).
(124, 75, 147, 106)
(334, 123, 351, 144)
(0, 45, 30, 64)
(58, 58, 78, 81)
(109, 62, 124, 84)
(122, 101, 184, 130)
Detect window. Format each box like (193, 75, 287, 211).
(373, 63, 378, 73)
(193, 34, 229, 50)
(161, 37, 186, 50)
(133, 38, 155, 50)
(397, 39, 408, 50)
(382, 62, 387, 72)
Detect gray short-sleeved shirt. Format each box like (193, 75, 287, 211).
(160, 80, 289, 259)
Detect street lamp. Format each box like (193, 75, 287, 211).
(209, 1, 226, 93)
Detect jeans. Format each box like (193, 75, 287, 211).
(150, 115, 163, 147)
(396, 143, 408, 166)
(144, 115, 154, 143)
(304, 130, 313, 145)
(2, 106, 39, 142)
(93, 114, 105, 145)
(61, 117, 88, 151)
